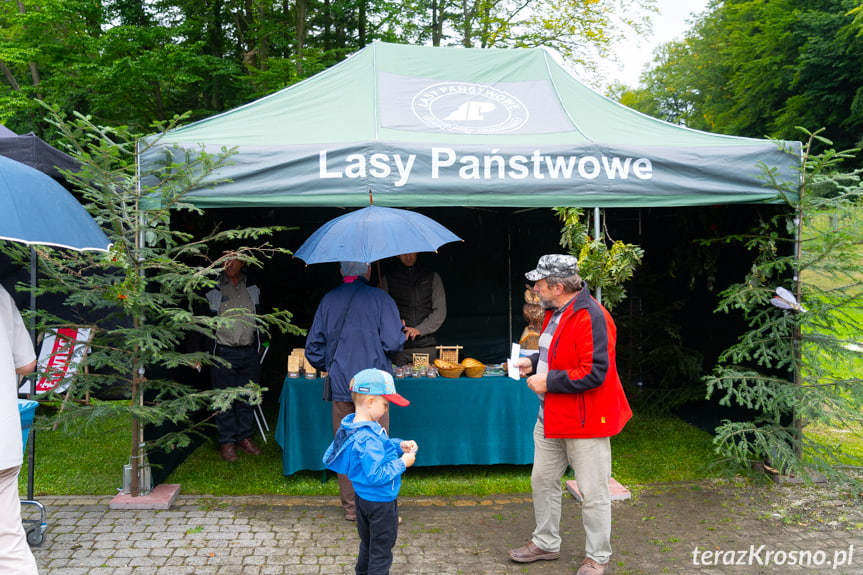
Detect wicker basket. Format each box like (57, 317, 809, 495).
(437, 365, 464, 378)
(464, 365, 485, 378)
(461, 357, 485, 378)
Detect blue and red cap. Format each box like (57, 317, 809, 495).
(350, 368, 410, 406)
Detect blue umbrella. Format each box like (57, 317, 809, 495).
(0, 155, 110, 252)
(294, 205, 461, 264)
(0, 154, 109, 502)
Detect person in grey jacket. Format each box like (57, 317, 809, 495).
(205, 256, 264, 463)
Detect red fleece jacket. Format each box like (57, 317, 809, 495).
(541, 285, 632, 438)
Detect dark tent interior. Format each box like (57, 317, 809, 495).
(139, 202, 776, 482)
(0, 120, 787, 486)
(177, 203, 770, 381)
(2, 200, 780, 485)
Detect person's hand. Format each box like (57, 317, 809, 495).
(526, 372, 548, 395)
(514, 356, 533, 378)
(15, 359, 36, 376)
(401, 452, 416, 468)
(401, 440, 418, 454)
(403, 326, 420, 340)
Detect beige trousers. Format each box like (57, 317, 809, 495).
(529, 420, 613, 563)
(0, 466, 38, 575)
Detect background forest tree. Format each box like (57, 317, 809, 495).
(620, 0, 863, 159)
(0, 0, 654, 138)
(4, 0, 863, 154)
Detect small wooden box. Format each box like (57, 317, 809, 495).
(288, 348, 306, 375)
(412, 353, 429, 369)
(287, 356, 300, 376)
(435, 345, 462, 365)
(303, 357, 316, 376)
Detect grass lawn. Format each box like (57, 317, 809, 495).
(804, 334, 863, 465)
(804, 309, 863, 465)
(800, 206, 863, 466)
(21, 405, 719, 497)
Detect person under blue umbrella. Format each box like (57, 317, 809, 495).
(305, 261, 405, 521)
(381, 252, 447, 367)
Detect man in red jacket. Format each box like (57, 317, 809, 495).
(508, 254, 632, 575)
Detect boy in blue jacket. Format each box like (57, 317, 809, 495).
(323, 369, 417, 575)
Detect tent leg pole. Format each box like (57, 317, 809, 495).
(507, 219, 512, 348)
(27, 249, 37, 500)
(29, 248, 37, 352)
(594, 207, 601, 304)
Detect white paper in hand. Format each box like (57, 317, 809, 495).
(508, 343, 521, 380)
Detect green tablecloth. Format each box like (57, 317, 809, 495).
(275, 375, 539, 476)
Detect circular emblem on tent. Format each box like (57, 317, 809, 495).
(411, 82, 529, 134)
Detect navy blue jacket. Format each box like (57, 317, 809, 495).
(305, 277, 405, 402)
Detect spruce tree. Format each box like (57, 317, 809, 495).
(2, 105, 304, 495)
(706, 129, 862, 487)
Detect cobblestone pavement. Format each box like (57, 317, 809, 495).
(23, 481, 863, 575)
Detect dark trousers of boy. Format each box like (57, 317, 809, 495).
(211, 344, 259, 444)
(355, 495, 399, 575)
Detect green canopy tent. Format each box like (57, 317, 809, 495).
(137, 42, 804, 480)
(139, 41, 801, 208)
(136, 38, 805, 367)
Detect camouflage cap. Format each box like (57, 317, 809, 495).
(525, 254, 579, 281)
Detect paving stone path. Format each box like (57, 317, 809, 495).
(24, 481, 863, 574)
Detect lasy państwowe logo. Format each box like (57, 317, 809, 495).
(411, 82, 529, 135)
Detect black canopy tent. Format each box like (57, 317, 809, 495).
(0, 125, 79, 182)
(0, 126, 83, 504)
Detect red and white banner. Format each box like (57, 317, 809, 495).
(21, 328, 92, 395)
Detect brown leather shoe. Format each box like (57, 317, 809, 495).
(237, 438, 262, 455)
(508, 540, 560, 563)
(577, 557, 608, 575)
(220, 443, 238, 462)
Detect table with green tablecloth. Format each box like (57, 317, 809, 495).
(275, 375, 539, 476)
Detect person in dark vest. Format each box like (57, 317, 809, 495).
(381, 253, 446, 366)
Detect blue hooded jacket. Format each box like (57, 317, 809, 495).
(323, 414, 406, 502)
